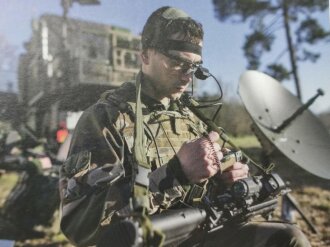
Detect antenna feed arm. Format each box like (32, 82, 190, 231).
(273, 88, 325, 133)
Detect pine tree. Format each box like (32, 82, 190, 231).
(213, 0, 329, 100)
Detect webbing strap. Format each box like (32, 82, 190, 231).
(134, 72, 149, 169)
(133, 72, 151, 211)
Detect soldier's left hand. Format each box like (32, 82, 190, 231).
(217, 161, 249, 184)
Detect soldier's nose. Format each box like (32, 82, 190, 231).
(180, 72, 193, 84)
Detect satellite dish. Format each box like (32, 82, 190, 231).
(238, 70, 330, 180)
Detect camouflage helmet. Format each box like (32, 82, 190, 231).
(141, 6, 203, 55)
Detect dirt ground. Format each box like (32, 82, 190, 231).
(4, 147, 330, 247)
(248, 147, 330, 247)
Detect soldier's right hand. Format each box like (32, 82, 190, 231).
(176, 131, 223, 183)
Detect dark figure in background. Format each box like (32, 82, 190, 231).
(0, 130, 60, 240)
(60, 6, 310, 247)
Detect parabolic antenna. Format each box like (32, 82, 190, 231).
(238, 70, 330, 180)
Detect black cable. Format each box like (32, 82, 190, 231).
(193, 66, 223, 102)
(191, 66, 224, 121)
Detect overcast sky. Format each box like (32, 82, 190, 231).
(0, 0, 329, 114)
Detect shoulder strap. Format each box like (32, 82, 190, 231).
(101, 75, 151, 212)
(132, 72, 151, 212)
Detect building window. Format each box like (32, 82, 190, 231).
(124, 52, 139, 69)
(81, 32, 107, 60)
(117, 36, 130, 49)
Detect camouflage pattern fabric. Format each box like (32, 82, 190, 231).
(60, 82, 207, 246)
(1, 158, 59, 240)
(60, 81, 310, 247)
(180, 221, 311, 247)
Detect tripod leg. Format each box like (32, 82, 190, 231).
(281, 194, 296, 222)
(283, 193, 319, 235)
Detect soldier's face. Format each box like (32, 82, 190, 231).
(142, 35, 202, 101)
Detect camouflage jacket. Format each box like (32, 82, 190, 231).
(60, 81, 207, 246)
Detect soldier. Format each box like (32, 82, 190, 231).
(60, 6, 310, 247)
(0, 130, 60, 240)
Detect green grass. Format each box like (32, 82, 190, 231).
(0, 172, 19, 206)
(228, 135, 261, 149)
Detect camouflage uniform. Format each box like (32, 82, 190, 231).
(0, 147, 59, 240)
(60, 81, 206, 246)
(60, 80, 310, 247)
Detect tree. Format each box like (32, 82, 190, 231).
(213, 0, 329, 100)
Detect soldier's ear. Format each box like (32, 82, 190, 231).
(141, 50, 149, 64)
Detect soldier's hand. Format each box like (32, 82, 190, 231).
(176, 131, 223, 183)
(217, 161, 249, 185)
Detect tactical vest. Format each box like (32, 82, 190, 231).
(102, 82, 205, 172)
(104, 82, 211, 215)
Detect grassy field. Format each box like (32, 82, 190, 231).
(0, 173, 19, 206)
(0, 135, 329, 246)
